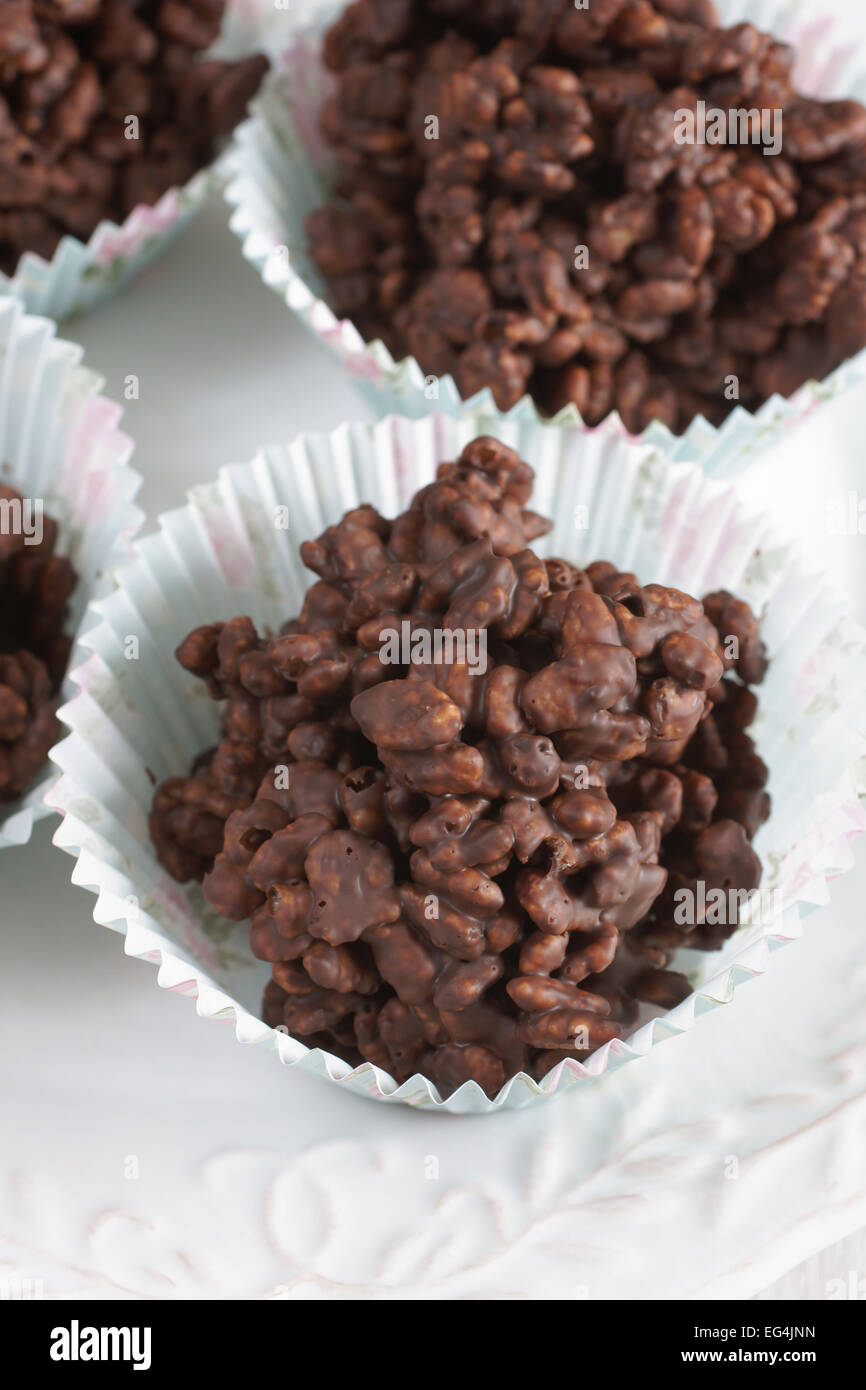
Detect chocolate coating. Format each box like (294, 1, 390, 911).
(0, 486, 76, 802)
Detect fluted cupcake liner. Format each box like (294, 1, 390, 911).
(0, 296, 142, 850)
(45, 406, 866, 1112)
(0, 2, 270, 323)
(224, 0, 866, 478)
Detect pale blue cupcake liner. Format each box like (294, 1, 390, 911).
(46, 408, 866, 1112)
(0, 297, 142, 850)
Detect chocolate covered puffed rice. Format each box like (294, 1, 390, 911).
(150, 437, 770, 1097)
(304, 0, 866, 434)
(0, 486, 76, 802)
(0, 2, 268, 275)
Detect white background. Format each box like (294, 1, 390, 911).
(2, 0, 866, 1300)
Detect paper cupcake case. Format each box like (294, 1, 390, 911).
(0, 1, 272, 323)
(224, 0, 866, 479)
(0, 296, 142, 851)
(45, 407, 866, 1113)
